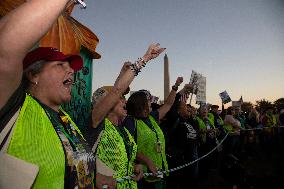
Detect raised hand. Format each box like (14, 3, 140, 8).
(142, 43, 166, 62)
(175, 77, 184, 86)
(119, 61, 132, 74)
(147, 160, 158, 175)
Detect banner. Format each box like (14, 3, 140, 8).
(232, 101, 241, 107)
(189, 70, 202, 95)
(196, 76, 206, 104)
(62, 48, 93, 133)
(219, 90, 231, 104)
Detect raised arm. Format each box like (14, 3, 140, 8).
(158, 77, 184, 121)
(0, 0, 70, 109)
(92, 43, 166, 128)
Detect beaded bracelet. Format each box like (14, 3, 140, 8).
(130, 57, 148, 76)
(73, 0, 87, 8)
(172, 85, 179, 91)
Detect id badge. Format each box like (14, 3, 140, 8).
(156, 141, 162, 153)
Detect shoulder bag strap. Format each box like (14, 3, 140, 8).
(0, 108, 21, 152)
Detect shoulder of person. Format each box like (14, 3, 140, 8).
(150, 110, 159, 120)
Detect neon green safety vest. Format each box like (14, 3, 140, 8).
(265, 113, 277, 127)
(136, 116, 168, 181)
(96, 118, 138, 189)
(196, 116, 215, 143)
(207, 113, 215, 126)
(7, 94, 83, 188)
(217, 116, 224, 126)
(208, 112, 224, 126)
(263, 113, 277, 133)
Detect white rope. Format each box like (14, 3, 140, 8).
(115, 132, 229, 183)
(241, 125, 284, 131)
(102, 125, 284, 187)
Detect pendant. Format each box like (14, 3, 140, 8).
(156, 141, 162, 153)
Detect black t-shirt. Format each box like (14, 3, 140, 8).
(123, 110, 159, 141)
(0, 83, 25, 132)
(86, 119, 105, 149)
(169, 117, 198, 157)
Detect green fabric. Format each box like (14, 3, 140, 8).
(151, 180, 166, 189)
(136, 116, 168, 181)
(235, 115, 245, 129)
(63, 47, 93, 133)
(207, 113, 215, 127)
(96, 118, 138, 189)
(7, 94, 66, 188)
(223, 124, 233, 133)
(265, 113, 277, 127)
(196, 116, 215, 143)
(208, 112, 224, 126)
(217, 116, 224, 126)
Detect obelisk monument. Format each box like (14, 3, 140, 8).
(164, 54, 170, 100)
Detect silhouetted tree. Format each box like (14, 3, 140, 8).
(274, 98, 284, 112)
(241, 102, 253, 113)
(255, 99, 274, 114)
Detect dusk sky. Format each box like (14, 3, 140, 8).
(73, 0, 284, 107)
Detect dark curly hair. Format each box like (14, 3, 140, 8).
(126, 91, 150, 118)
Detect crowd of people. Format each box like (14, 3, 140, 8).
(162, 99, 284, 189)
(0, 1, 283, 189)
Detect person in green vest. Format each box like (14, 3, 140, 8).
(123, 78, 189, 189)
(0, 0, 97, 188)
(195, 106, 219, 179)
(223, 106, 242, 157)
(88, 86, 142, 189)
(88, 44, 166, 189)
(208, 105, 224, 130)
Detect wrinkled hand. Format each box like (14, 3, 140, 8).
(132, 164, 144, 181)
(175, 77, 183, 86)
(119, 61, 132, 74)
(147, 160, 157, 175)
(143, 43, 166, 62)
(96, 173, 116, 189)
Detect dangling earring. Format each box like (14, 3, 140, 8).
(35, 81, 38, 85)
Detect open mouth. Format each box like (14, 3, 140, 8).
(63, 78, 73, 85)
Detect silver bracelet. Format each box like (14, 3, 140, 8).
(73, 0, 87, 9)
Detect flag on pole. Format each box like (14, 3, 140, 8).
(219, 90, 231, 104)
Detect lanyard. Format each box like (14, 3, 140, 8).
(115, 126, 133, 161)
(44, 109, 78, 150)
